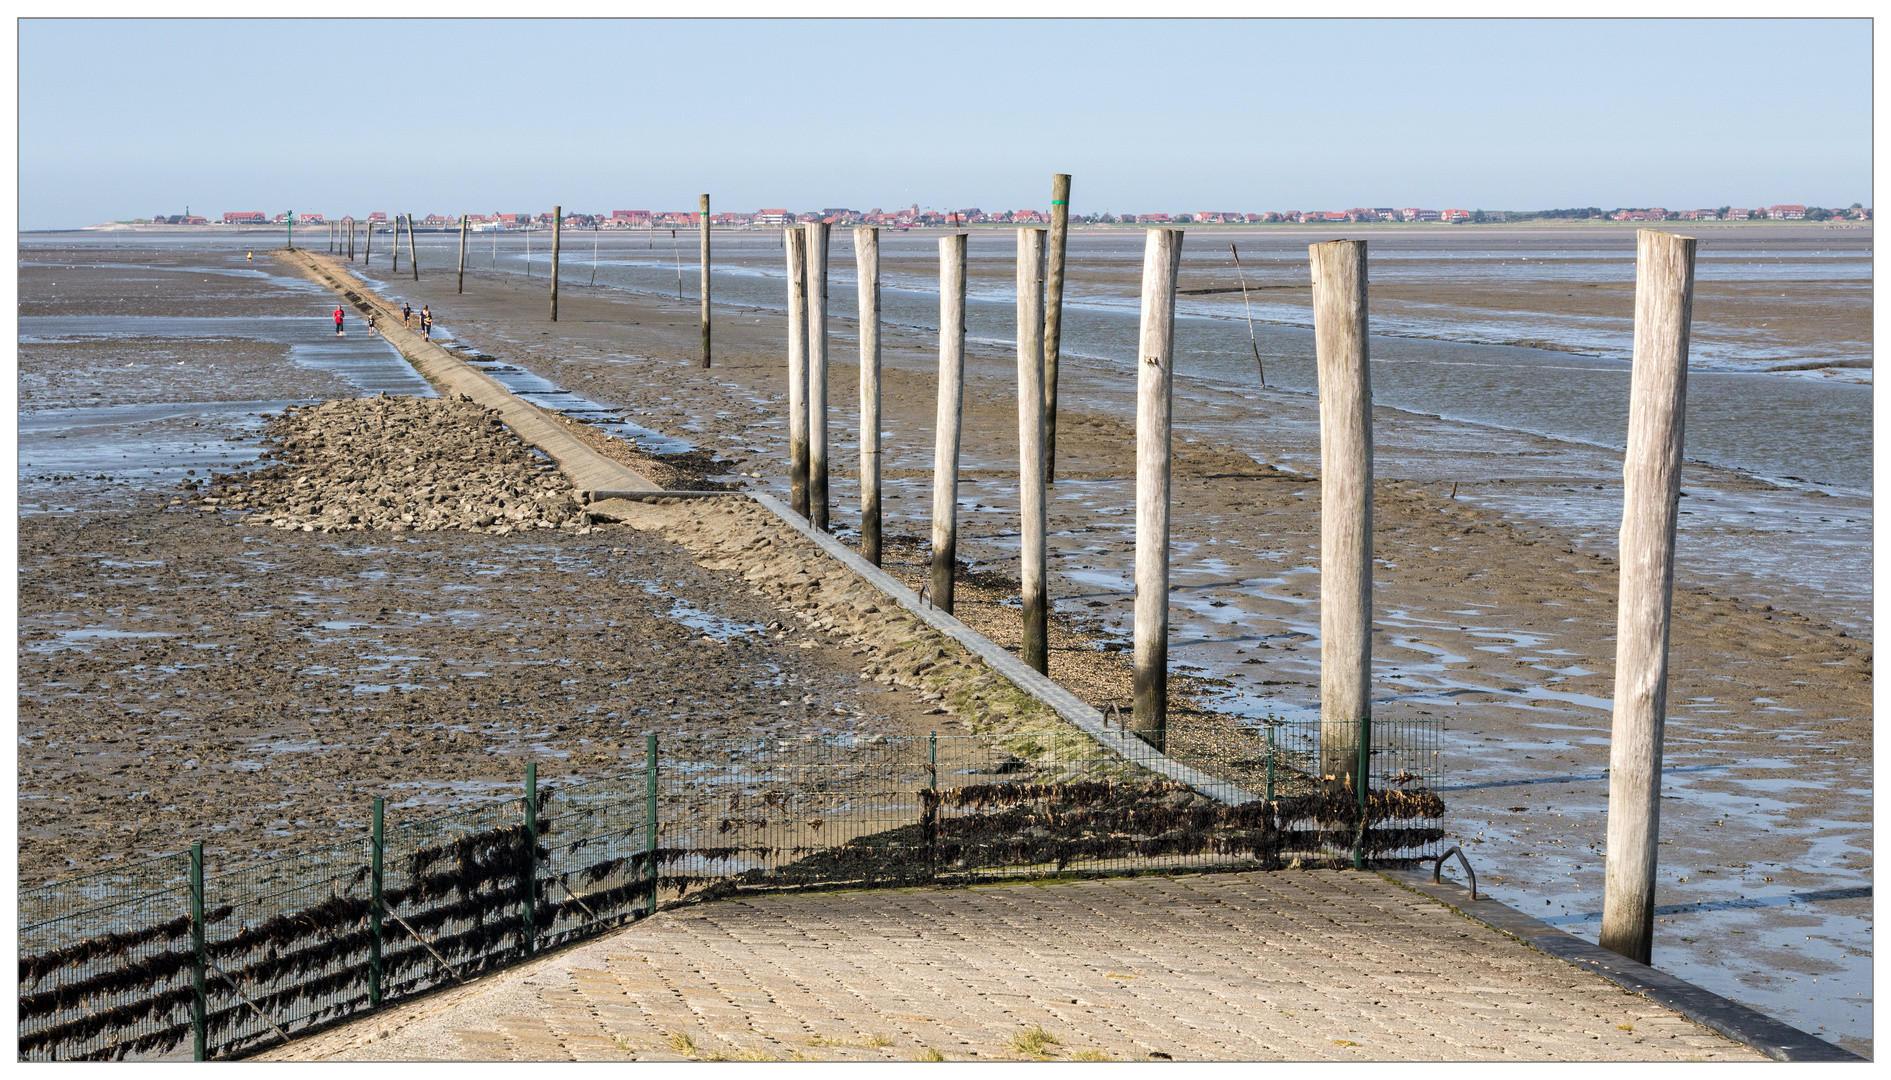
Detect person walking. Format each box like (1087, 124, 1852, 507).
(421, 305, 433, 341)
(367, 311, 378, 337)
(333, 305, 345, 337)
(402, 301, 413, 329)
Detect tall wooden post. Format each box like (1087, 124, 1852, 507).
(785, 228, 810, 519)
(405, 214, 418, 280)
(550, 205, 562, 321)
(700, 194, 712, 368)
(1310, 239, 1373, 790)
(1045, 174, 1071, 481)
(804, 220, 832, 531)
(390, 217, 398, 273)
(1016, 228, 1050, 674)
(1600, 229, 1698, 966)
(457, 215, 469, 293)
(855, 226, 883, 565)
(1133, 228, 1183, 749)
(931, 232, 968, 612)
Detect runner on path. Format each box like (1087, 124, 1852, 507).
(333, 305, 345, 337)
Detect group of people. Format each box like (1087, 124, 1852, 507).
(332, 301, 432, 340)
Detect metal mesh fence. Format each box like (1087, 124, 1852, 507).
(19, 717, 1441, 1061)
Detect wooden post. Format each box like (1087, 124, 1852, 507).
(406, 214, 418, 280)
(1045, 174, 1071, 481)
(1600, 229, 1698, 966)
(390, 216, 398, 273)
(700, 194, 712, 368)
(855, 226, 883, 565)
(1309, 239, 1373, 791)
(365, 217, 372, 264)
(785, 227, 810, 519)
(550, 205, 562, 321)
(1016, 228, 1050, 674)
(1133, 228, 1183, 750)
(931, 232, 968, 612)
(804, 220, 831, 531)
(457, 215, 468, 293)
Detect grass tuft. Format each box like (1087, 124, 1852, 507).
(1010, 1025, 1061, 1059)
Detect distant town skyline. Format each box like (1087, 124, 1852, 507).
(20, 18, 1872, 231)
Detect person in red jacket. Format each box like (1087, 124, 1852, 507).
(333, 305, 345, 337)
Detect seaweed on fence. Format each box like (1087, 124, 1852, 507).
(20, 905, 234, 986)
(402, 824, 545, 902)
(17, 946, 196, 1022)
(17, 984, 196, 1058)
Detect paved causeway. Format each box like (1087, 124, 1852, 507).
(261, 871, 1760, 1061)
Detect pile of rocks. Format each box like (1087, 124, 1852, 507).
(194, 394, 587, 534)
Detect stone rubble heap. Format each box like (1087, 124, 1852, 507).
(187, 394, 588, 534)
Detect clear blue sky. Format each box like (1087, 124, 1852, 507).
(18, 18, 1873, 229)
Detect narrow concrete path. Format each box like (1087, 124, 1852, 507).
(257, 872, 1759, 1062)
(280, 249, 659, 493)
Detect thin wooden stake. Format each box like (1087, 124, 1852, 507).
(804, 220, 831, 531)
(1133, 228, 1183, 750)
(1231, 243, 1266, 386)
(855, 226, 883, 566)
(1600, 228, 1697, 967)
(700, 194, 712, 368)
(785, 227, 810, 519)
(390, 216, 399, 274)
(1309, 238, 1373, 791)
(931, 232, 968, 613)
(550, 205, 562, 321)
(457, 215, 468, 293)
(405, 213, 418, 281)
(1045, 172, 1072, 481)
(1016, 227, 1049, 674)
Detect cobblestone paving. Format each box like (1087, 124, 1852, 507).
(261, 871, 1762, 1061)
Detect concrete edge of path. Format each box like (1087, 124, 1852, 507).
(277, 249, 661, 494)
(744, 491, 1258, 808)
(1380, 868, 1866, 1063)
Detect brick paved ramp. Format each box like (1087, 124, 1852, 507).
(259, 872, 1760, 1061)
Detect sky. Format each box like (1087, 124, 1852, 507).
(16, 17, 1874, 229)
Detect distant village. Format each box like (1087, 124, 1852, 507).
(144, 202, 1870, 228)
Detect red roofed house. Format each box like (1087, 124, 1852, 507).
(1768, 204, 1806, 219)
(1441, 209, 1471, 223)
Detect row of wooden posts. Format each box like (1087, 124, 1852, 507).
(331, 200, 718, 372)
(319, 187, 1691, 970)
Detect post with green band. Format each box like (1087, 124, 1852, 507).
(1044, 174, 1072, 482)
(190, 842, 207, 1061)
(370, 797, 384, 1007)
(523, 762, 538, 954)
(644, 733, 659, 916)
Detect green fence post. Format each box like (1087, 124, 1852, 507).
(370, 797, 384, 1008)
(1265, 725, 1276, 803)
(523, 762, 538, 955)
(1353, 715, 1372, 870)
(926, 732, 939, 880)
(190, 842, 206, 1061)
(644, 734, 659, 916)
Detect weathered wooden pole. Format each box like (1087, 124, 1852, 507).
(785, 227, 811, 519)
(699, 194, 712, 368)
(1310, 239, 1373, 793)
(1133, 227, 1183, 749)
(804, 220, 832, 531)
(1045, 174, 1071, 481)
(550, 205, 562, 321)
(1600, 229, 1698, 966)
(390, 216, 398, 273)
(405, 213, 418, 280)
(348, 219, 355, 261)
(365, 217, 372, 265)
(931, 232, 968, 612)
(854, 226, 883, 565)
(457, 215, 468, 293)
(1016, 227, 1050, 674)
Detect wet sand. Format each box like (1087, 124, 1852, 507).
(15, 234, 1873, 1054)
